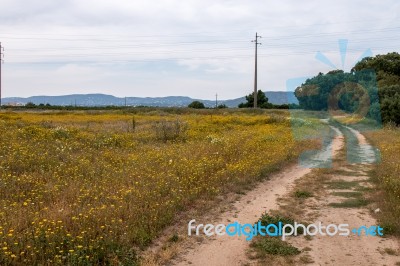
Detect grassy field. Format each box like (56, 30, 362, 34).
(0, 109, 315, 265)
(365, 126, 400, 235)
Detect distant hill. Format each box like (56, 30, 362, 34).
(3, 91, 298, 108)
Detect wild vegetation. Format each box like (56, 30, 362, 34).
(365, 126, 400, 235)
(0, 109, 314, 265)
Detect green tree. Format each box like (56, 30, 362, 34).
(238, 90, 271, 108)
(352, 52, 400, 77)
(25, 102, 36, 108)
(294, 69, 380, 118)
(352, 52, 400, 125)
(378, 85, 400, 125)
(188, 101, 205, 109)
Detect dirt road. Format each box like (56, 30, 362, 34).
(171, 125, 399, 266)
(290, 126, 399, 265)
(173, 164, 313, 266)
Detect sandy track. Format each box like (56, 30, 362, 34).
(172, 131, 344, 266)
(172, 166, 312, 266)
(294, 127, 400, 265)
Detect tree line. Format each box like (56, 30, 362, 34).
(295, 52, 400, 125)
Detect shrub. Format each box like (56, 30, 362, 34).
(188, 101, 205, 109)
(153, 119, 188, 142)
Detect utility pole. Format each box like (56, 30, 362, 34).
(125, 97, 127, 107)
(0, 43, 4, 109)
(215, 93, 218, 108)
(251, 33, 261, 108)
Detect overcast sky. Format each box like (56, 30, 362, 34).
(1, 0, 399, 100)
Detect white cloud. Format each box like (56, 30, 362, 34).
(0, 0, 399, 99)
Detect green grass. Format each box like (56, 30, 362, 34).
(250, 237, 300, 256)
(329, 198, 369, 208)
(294, 190, 313, 199)
(258, 212, 305, 234)
(326, 180, 361, 190)
(330, 169, 366, 176)
(331, 191, 363, 198)
(249, 212, 303, 259)
(355, 186, 374, 192)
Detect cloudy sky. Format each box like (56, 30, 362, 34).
(1, 0, 399, 100)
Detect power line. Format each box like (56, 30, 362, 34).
(2, 29, 399, 65)
(2, 38, 399, 65)
(8, 34, 400, 54)
(1, 25, 399, 43)
(5, 44, 399, 65)
(252, 32, 261, 108)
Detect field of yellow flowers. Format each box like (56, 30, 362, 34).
(365, 126, 400, 236)
(0, 109, 314, 265)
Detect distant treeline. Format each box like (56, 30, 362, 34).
(2, 100, 300, 111)
(295, 52, 400, 125)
